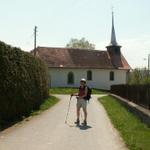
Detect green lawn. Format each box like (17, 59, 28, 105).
(31, 95, 59, 116)
(49, 87, 109, 94)
(99, 96, 150, 150)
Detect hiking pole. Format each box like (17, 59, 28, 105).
(65, 95, 72, 124)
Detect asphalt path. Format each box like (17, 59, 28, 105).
(0, 95, 128, 150)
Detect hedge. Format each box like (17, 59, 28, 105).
(0, 41, 49, 124)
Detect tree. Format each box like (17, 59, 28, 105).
(66, 38, 95, 50)
(128, 68, 150, 84)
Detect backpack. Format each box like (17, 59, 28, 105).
(85, 86, 92, 101)
(79, 86, 92, 101)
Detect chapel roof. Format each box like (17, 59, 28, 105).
(33, 47, 131, 70)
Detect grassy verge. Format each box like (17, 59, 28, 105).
(0, 96, 59, 131)
(98, 96, 150, 150)
(31, 95, 59, 116)
(49, 87, 109, 94)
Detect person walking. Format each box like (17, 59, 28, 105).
(71, 78, 88, 126)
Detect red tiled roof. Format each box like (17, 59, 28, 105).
(34, 47, 131, 70)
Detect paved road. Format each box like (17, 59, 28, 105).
(0, 95, 128, 150)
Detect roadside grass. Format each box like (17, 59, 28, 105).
(99, 96, 150, 150)
(31, 95, 59, 116)
(49, 87, 109, 94)
(49, 87, 78, 94)
(0, 95, 59, 131)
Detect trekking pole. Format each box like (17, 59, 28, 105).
(65, 95, 72, 124)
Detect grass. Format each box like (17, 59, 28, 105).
(99, 96, 150, 150)
(31, 95, 59, 116)
(49, 87, 109, 94)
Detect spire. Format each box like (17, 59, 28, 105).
(106, 10, 121, 56)
(110, 11, 118, 46)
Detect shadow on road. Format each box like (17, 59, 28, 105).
(65, 123, 92, 130)
(77, 125, 92, 130)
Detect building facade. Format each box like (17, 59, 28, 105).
(49, 68, 128, 90)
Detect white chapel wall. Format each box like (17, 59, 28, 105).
(49, 68, 128, 90)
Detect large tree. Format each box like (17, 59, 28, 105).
(66, 38, 95, 50)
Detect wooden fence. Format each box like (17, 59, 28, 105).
(111, 84, 150, 109)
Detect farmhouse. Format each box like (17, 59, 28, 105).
(33, 14, 131, 90)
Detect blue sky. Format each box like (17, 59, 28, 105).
(0, 0, 150, 68)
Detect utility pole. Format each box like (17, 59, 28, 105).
(34, 26, 37, 56)
(148, 54, 150, 76)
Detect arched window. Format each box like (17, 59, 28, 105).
(87, 70, 92, 80)
(110, 71, 114, 81)
(68, 72, 74, 84)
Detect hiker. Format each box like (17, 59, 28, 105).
(71, 78, 88, 126)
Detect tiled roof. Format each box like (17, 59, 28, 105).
(33, 47, 131, 70)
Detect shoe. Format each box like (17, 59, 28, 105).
(74, 119, 80, 125)
(82, 120, 87, 126)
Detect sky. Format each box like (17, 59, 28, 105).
(0, 0, 150, 68)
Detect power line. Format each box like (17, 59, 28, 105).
(148, 54, 150, 75)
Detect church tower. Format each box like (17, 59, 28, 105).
(106, 11, 122, 68)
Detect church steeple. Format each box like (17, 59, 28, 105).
(106, 11, 121, 55)
(106, 11, 122, 68)
(110, 11, 117, 46)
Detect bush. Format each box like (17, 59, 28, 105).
(0, 41, 49, 122)
(128, 68, 150, 84)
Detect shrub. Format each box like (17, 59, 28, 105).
(128, 68, 150, 84)
(0, 41, 49, 122)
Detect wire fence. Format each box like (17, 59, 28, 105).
(111, 84, 150, 109)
